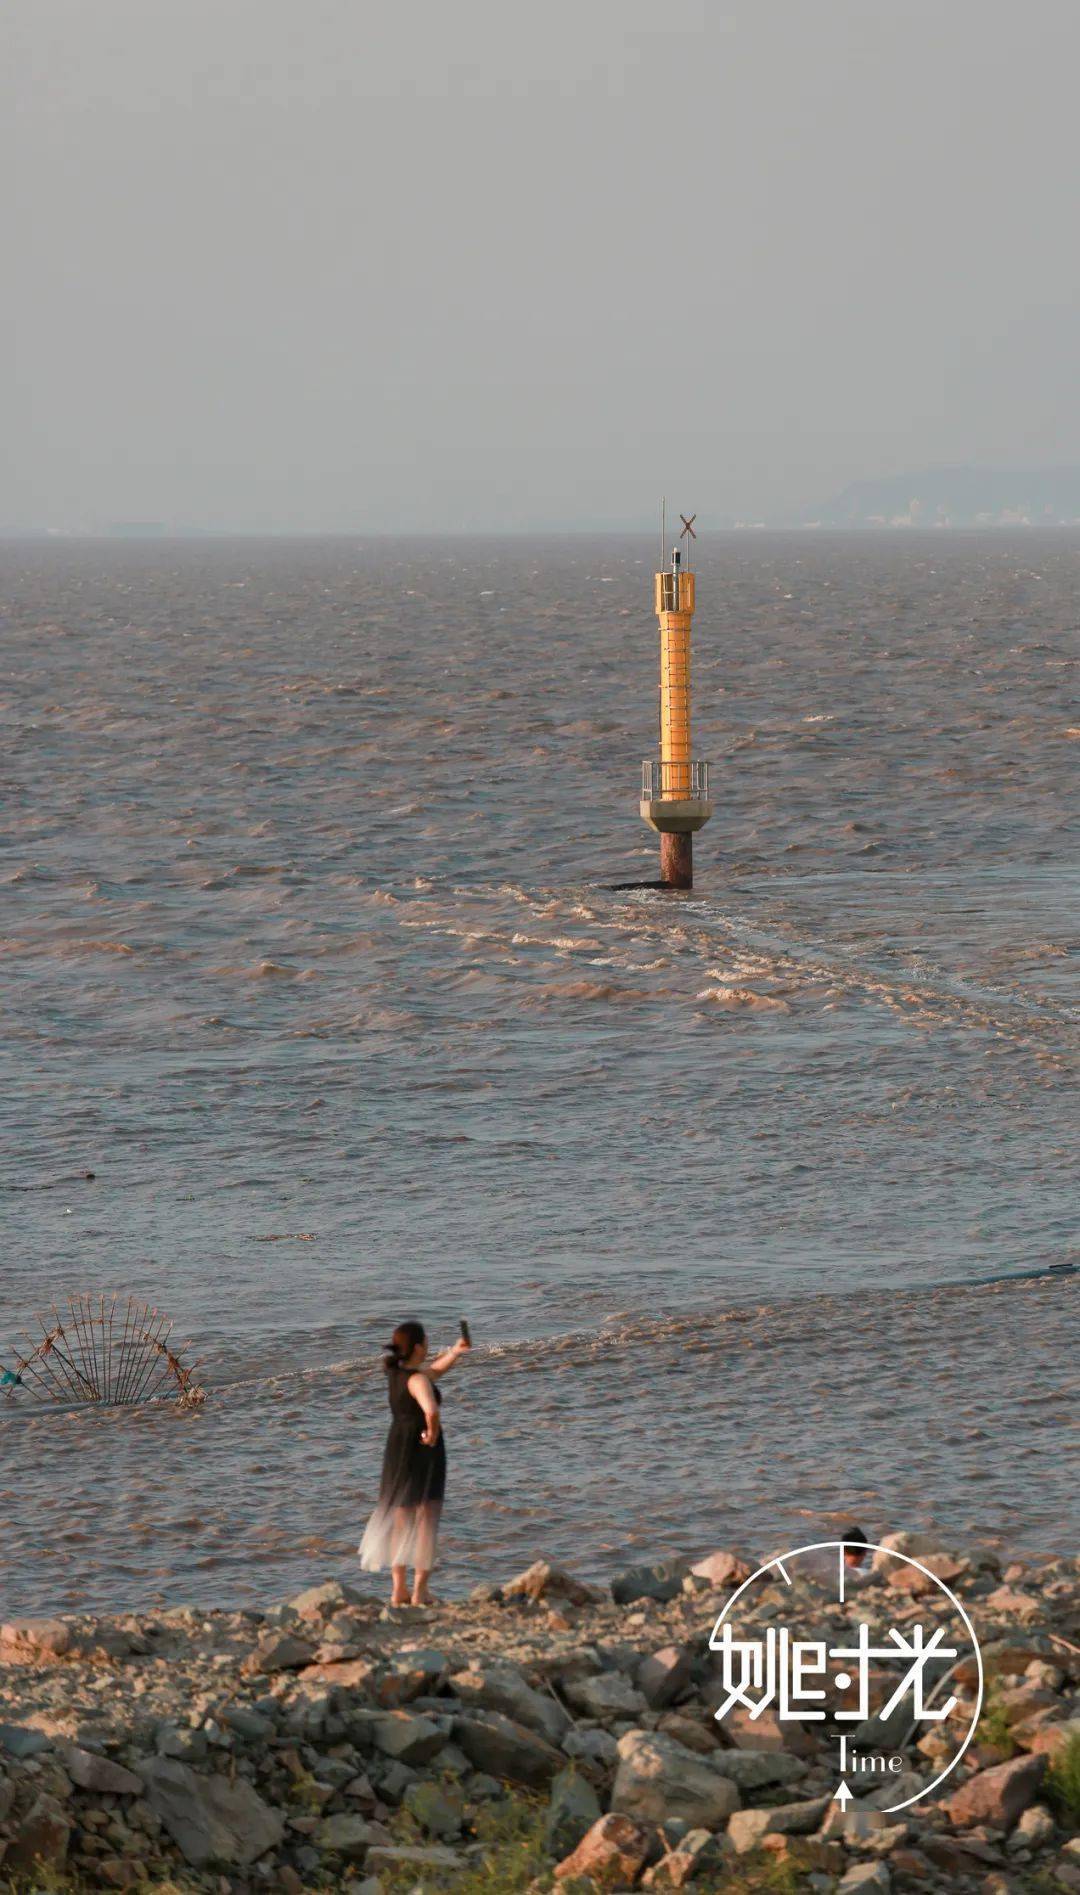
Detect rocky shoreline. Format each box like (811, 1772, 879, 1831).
(0, 1533, 1077, 1892)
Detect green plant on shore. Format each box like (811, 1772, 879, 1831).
(0, 1827, 823, 1895)
(976, 1687, 1017, 1758)
(0, 1874, 70, 1895)
(0, 1873, 94, 1895)
(697, 1857, 800, 1895)
(0, 1876, 194, 1895)
(377, 1790, 807, 1895)
(1045, 1728, 1080, 1827)
(380, 1789, 548, 1891)
(287, 1767, 329, 1814)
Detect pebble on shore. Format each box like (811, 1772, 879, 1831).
(0, 1534, 1077, 1891)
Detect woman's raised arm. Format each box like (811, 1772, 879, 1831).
(427, 1335, 471, 1379)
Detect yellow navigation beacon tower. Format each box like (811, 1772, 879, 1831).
(639, 511, 712, 889)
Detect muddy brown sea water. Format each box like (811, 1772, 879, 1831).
(0, 532, 1076, 1613)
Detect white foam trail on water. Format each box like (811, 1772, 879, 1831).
(21, 1269, 1056, 1416)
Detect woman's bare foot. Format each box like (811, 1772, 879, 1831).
(411, 1570, 434, 1606)
(390, 1564, 409, 1608)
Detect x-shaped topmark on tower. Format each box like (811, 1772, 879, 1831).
(679, 513, 697, 543)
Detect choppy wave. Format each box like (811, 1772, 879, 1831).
(0, 1274, 1075, 1613)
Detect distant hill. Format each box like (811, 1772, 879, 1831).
(802, 466, 1080, 528)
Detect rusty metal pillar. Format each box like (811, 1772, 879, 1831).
(660, 832, 693, 889)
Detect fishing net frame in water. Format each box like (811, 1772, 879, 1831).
(0, 1296, 205, 1409)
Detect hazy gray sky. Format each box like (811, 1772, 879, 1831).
(6, 0, 1080, 531)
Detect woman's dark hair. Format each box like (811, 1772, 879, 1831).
(383, 1320, 426, 1372)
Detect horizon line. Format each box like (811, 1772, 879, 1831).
(7, 521, 1080, 543)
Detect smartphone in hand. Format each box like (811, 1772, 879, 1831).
(459, 1319, 472, 1346)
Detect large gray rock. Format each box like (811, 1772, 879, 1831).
(289, 1579, 370, 1619)
(1007, 1803, 1055, 1853)
(401, 1778, 464, 1840)
(136, 1756, 285, 1868)
(313, 1812, 376, 1861)
(455, 1710, 564, 1786)
(56, 1742, 142, 1795)
(848, 1701, 921, 1754)
(1028, 1716, 1080, 1760)
(546, 1765, 603, 1857)
(503, 1561, 599, 1605)
(611, 1558, 694, 1606)
(301, 1655, 378, 1692)
(565, 1670, 647, 1719)
(562, 1725, 619, 1768)
(372, 1710, 448, 1764)
(612, 1728, 741, 1827)
(709, 1747, 805, 1791)
(289, 1579, 348, 1617)
(244, 1629, 315, 1675)
(155, 1720, 208, 1762)
(946, 1752, 1046, 1830)
(638, 1645, 696, 1709)
(0, 1724, 52, 1759)
(656, 1712, 724, 1757)
(727, 1796, 831, 1852)
(375, 1757, 417, 1804)
(375, 1648, 450, 1706)
(450, 1663, 571, 1744)
(859, 1771, 924, 1810)
(720, 1704, 819, 1756)
(338, 1707, 383, 1752)
(870, 1530, 954, 1573)
(0, 1617, 71, 1660)
(839, 1865, 892, 1893)
(282, 1683, 332, 1740)
(365, 1843, 462, 1876)
(219, 1706, 275, 1742)
(688, 1550, 752, 1590)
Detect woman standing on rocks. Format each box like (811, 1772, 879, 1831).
(359, 1319, 471, 1606)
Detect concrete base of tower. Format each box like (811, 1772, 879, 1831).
(660, 831, 693, 889)
(638, 798, 712, 835)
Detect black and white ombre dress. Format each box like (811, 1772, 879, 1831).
(359, 1367, 446, 1570)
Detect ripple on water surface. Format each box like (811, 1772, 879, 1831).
(0, 533, 1076, 1608)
